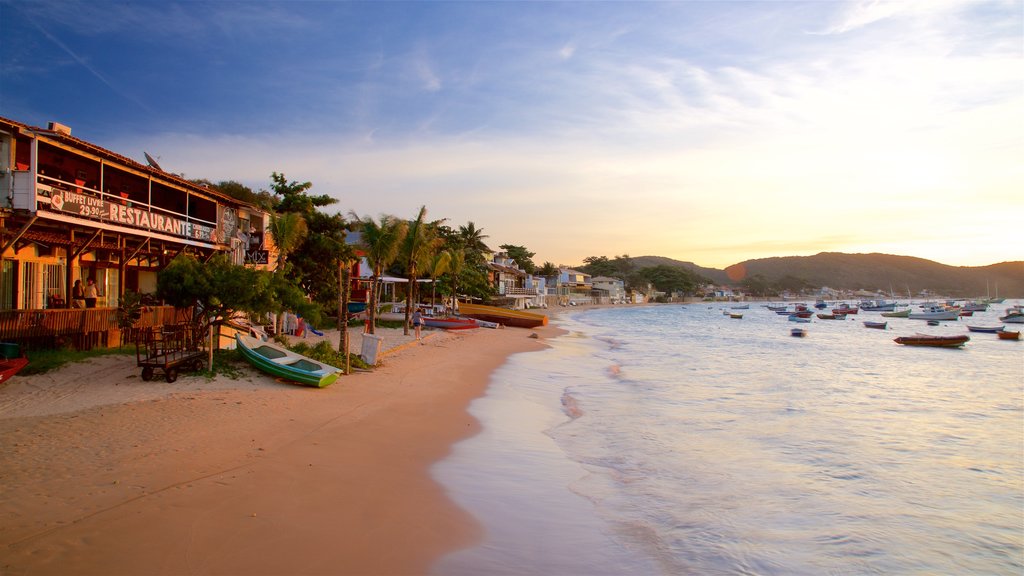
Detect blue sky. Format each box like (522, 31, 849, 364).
(2, 0, 1021, 269)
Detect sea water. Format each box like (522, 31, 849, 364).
(433, 303, 1024, 575)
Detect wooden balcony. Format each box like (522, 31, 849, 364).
(0, 306, 192, 351)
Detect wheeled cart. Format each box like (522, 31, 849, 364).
(135, 323, 206, 383)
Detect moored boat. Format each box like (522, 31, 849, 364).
(863, 321, 887, 329)
(860, 300, 898, 312)
(997, 330, 1020, 340)
(457, 302, 548, 328)
(817, 313, 846, 320)
(235, 334, 341, 387)
(966, 325, 1004, 333)
(881, 308, 911, 318)
(893, 334, 969, 348)
(729, 313, 743, 319)
(791, 328, 807, 337)
(788, 314, 811, 323)
(999, 306, 1024, 324)
(908, 306, 959, 321)
(833, 304, 859, 315)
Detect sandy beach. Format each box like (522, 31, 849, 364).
(0, 319, 561, 576)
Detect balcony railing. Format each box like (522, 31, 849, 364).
(0, 306, 191, 350)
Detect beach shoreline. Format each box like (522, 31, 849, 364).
(0, 318, 567, 575)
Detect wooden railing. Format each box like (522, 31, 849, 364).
(0, 306, 192, 350)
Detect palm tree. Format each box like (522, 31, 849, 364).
(427, 251, 452, 308)
(401, 206, 446, 334)
(268, 211, 308, 334)
(446, 247, 466, 312)
(268, 211, 309, 271)
(350, 212, 408, 334)
(458, 221, 491, 260)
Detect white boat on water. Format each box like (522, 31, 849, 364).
(999, 305, 1024, 324)
(908, 306, 959, 321)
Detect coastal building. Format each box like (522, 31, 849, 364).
(0, 116, 276, 313)
(553, 267, 593, 305)
(591, 276, 626, 304)
(485, 252, 546, 309)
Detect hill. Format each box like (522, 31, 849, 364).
(624, 253, 1024, 297)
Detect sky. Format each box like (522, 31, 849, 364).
(2, 0, 1021, 270)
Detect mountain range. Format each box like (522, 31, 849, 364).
(627, 253, 1024, 298)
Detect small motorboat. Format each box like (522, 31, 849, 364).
(788, 314, 811, 323)
(999, 306, 1024, 324)
(832, 305, 859, 315)
(729, 313, 743, 319)
(235, 334, 341, 387)
(881, 308, 911, 318)
(791, 328, 807, 337)
(966, 325, 1004, 333)
(909, 306, 959, 321)
(817, 313, 846, 320)
(893, 334, 970, 348)
(997, 330, 1020, 341)
(863, 321, 887, 330)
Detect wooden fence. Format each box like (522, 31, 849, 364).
(0, 306, 193, 351)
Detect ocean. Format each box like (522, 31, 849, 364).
(433, 302, 1023, 575)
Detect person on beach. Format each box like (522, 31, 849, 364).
(71, 280, 86, 308)
(412, 308, 423, 340)
(84, 278, 99, 308)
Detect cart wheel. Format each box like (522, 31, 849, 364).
(191, 359, 205, 372)
(141, 367, 154, 381)
(165, 368, 178, 383)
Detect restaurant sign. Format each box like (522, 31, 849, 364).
(49, 190, 216, 242)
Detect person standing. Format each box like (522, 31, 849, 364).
(71, 279, 86, 308)
(84, 278, 99, 308)
(411, 308, 423, 341)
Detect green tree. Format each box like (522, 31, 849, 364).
(538, 261, 559, 277)
(400, 206, 442, 335)
(499, 244, 537, 274)
(350, 213, 408, 334)
(426, 250, 452, 307)
(268, 212, 309, 271)
(636, 265, 703, 296)
(157, 253, 312, 366)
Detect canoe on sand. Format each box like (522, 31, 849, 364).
(236, 334, 341, 388)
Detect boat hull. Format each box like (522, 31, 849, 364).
(894, 335, 969, 348)
(236, 334, 341, 387)
(998, 330, 1020, 340)
(423, 317, 479, 330)
(0, 357, 29, 384)
(966, 326, 1004, 333)
(457, 302, 548, 328)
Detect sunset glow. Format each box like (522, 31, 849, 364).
(3, 1, 1020, 268)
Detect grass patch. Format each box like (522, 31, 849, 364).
(288, 340, 371, 371)
(20, 345, 135, 376)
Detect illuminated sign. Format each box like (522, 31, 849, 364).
(48, 190, 216, 242)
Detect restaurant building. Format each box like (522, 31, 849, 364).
(0, 116, 276, 314)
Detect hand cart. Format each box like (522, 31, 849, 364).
(135, 323, 206, 383)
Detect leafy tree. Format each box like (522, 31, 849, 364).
(538, 261, 559, 277)
(636, 265, 703, 296)
(400, 206, 442, 335)
(426, 251, 452, 306)
(458, 221, 491, 256)
(499, 244, 537, 274)
(350, 213, 408, 334)
(740, 274, 772, 297)
(270, 172, 336, 214)
(268, 211, 308, 271)
(157, 253, 312, 365)
(580, 256, 618, 278)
